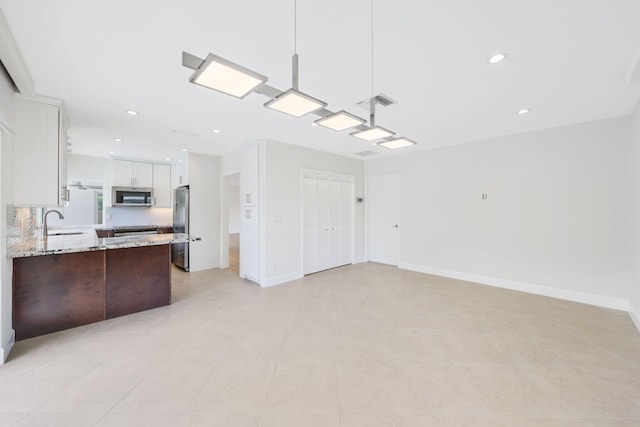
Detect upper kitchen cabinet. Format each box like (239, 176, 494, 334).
(152, 163, 171, 207)
(13, 96, 68, 206)
(112, 159, 153, 188)
(240, 144, 259, 206)
(175, 157, 189, 186)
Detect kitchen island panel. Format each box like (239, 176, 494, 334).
(13, 251, 105, 340)
(105, 244, 171, 318)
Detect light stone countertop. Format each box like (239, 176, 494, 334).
(7, 228, 200, 258)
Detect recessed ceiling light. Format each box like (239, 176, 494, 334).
(127, 110, 139, 116)
(488, 53, 507, 64)
(213, 129, 221, 133)
(181, 148, 188, 152)
(113, 137, 123, 142)
(311, 123, 318, 127)
(518, 108, 530, 115)
(165, 158, 171, 161)
(109, 151, 115, 154)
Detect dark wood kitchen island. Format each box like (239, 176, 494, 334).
(9, 231, 198, 340)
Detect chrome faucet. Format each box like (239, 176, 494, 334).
(43, 209, 64, 237)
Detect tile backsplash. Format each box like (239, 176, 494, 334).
(7, 207, 41, 239)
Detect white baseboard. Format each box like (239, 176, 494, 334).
(399, 263, 629, 312)
(353, 256, 366, 264)
(1, 329, 15, 364)
(630, 303, 640, 334)
(262, 271, 304, 287)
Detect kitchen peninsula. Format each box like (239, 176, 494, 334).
(8, 229, 200, 340)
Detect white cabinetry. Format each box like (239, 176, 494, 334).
(240, 144, 259, 206)
(176, 159, 189, 186)
(241, 206, 260, 281)
(13, 96, 68, 206)
(240, 144, 261, 284)
(303, 172, 353, 275)
(112, 159, 153, 188)
(153, 163, 172, 207)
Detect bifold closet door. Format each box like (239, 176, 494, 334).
(338, 180, 353, 266)
(303, 177, 318, 274)
(303, 174, 353, 275)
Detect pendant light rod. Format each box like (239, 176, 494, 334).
(292, 53, 299, 90)
(371, 0, 374, 99)
(369, 0, 376, 128)
(370, 97, 376, 128)
(291, 0, 299, 90)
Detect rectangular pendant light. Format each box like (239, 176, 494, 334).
(315, 110, 366, 131)
(351, 126, 395, 141)
(189, 53, 268, 99)
(265, 89, 327, 117)
(378, 137, 417, 149)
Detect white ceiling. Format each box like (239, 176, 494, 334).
(1, 0, 640, 162)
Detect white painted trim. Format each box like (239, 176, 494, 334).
(353, 256, 366, 264)
(0, 9, 34, 95)
(1, 329, 15, 364)
(262, 271, 303, 287)
(399, 263, 630, 311)
(630, 303, 640, 335)
(0, 119, 14, 137)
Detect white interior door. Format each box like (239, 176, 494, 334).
(338, 180, 353, 266)
(303, 177, 319, 274)
(316, 178, 330, 271)
(303, 172, 354, 275)
(367, 174, 400, 265)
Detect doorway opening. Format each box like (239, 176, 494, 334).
(228, 174, 240, 272)
(221, 173, 241, 273)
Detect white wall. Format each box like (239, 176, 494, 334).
(366, 117, 634, 310)
(108, 207, 172, 227)
(67, 153, 108, 183)
(263, 139, 364, 284)
(630, 101, 640, 327)
(0, 65, 15, 362)
(189, 153, 220, 272)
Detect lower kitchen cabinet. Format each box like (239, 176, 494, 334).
(13, 244, 173, 340)
(13, 251, 105, 340)
(106, 245, 171, 318)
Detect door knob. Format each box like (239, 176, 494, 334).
(392, 224, 399, 228)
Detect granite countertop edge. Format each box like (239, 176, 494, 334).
(7, 231, 200, 258)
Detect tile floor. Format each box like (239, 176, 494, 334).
(1, 262, 640, 426)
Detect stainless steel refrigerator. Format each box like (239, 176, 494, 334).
(172, 186, 189, 271)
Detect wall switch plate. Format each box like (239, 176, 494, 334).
(356, 197, 364, 204)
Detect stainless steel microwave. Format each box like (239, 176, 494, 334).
(112, 187, 154, 207)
